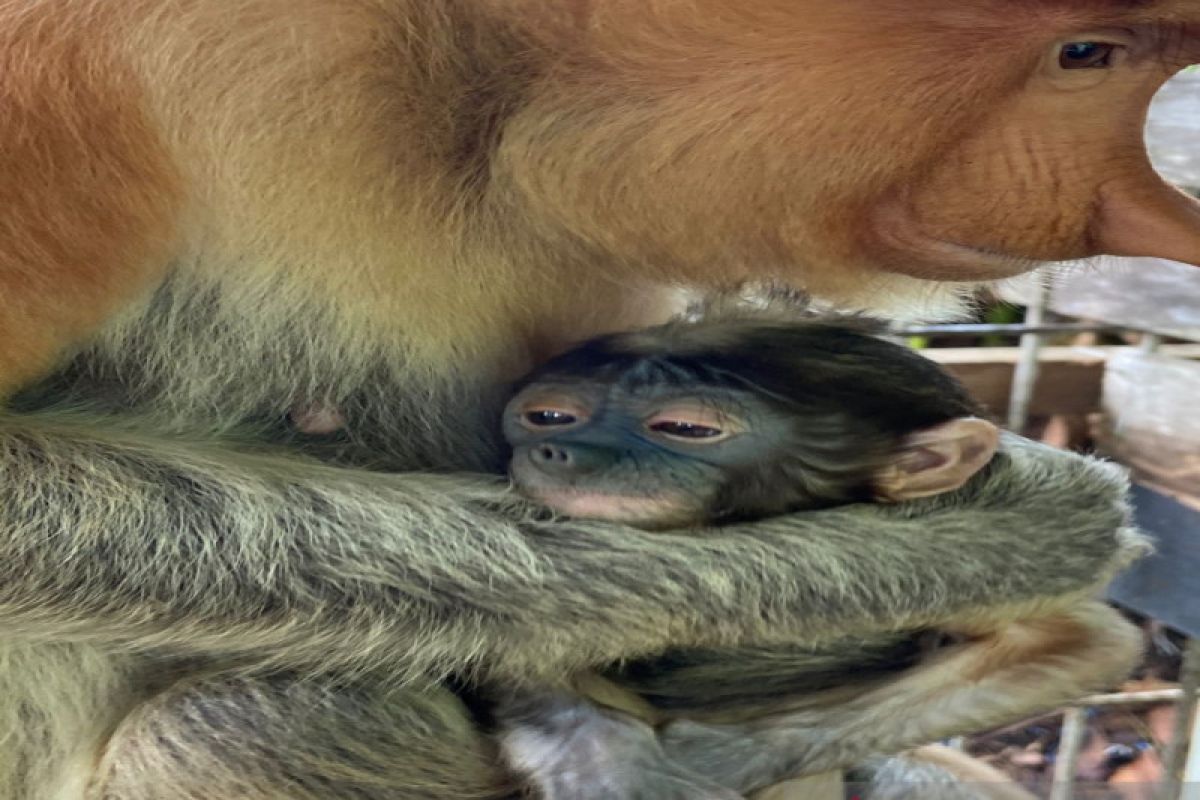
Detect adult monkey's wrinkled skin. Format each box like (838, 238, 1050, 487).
(0, 1, 1192, 798)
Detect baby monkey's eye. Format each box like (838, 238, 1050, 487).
(515, 392, 590, 430)
(646, 402, 740, 443)
(524, 409, 578, 427)
(649, 420, 725, 440)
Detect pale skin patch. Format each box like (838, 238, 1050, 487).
(288, 404, 348, 435)
(523, 488, 697, 527)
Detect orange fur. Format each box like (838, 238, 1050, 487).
(0, 1, 182, 393)
(0, 0, 1195, 398)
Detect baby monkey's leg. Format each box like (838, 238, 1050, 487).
(658, 601, 1141, 794)
(495, 682, 741, 800)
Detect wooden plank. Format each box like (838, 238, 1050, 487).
(922, 345, 1200, 419)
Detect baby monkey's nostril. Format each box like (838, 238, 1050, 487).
(532, 444, 571, 466)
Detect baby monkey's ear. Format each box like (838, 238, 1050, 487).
(873, 418, 1000, 502)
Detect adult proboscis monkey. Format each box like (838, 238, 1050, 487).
(0, 1, 1192, 798)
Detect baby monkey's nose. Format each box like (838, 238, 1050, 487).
(527, 442, 613, 476)
(532, 444, 572, 467)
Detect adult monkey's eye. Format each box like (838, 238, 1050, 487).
(649, 420, 725, 440)
(1059, 42, 1116, 70)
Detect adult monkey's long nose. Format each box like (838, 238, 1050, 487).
(1110, 21, 1200, 267)
(1093, 173, 1200, 267)
(1090, 20, 1200, 268)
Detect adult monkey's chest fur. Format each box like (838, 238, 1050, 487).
(11, 276, 515, 474)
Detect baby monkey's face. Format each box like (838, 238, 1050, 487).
(503, 373, 999, 530)
(503, 379, 785, 529)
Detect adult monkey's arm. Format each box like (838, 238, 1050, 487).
(0, 415, 1140, 681)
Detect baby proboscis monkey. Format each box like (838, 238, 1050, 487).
(492, 317, 1139, 800)
(505, 318, 997, 528)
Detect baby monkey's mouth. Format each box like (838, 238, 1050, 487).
(520, 486, 700, 530)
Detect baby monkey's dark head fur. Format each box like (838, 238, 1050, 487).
(503, 318, 998, 529)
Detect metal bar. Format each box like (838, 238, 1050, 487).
(1050, 706, 1087, 800)
(1074, 689, 1189, 707)
(1159, 640, 1200, 800)
(1185, 684, 1200, 800)
(893, 323, 1133, 337)
(1007, 285, 1049, 432)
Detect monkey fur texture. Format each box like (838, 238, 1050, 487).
(0, 295, 1145, 798)
(0, 0, 1180, 797)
